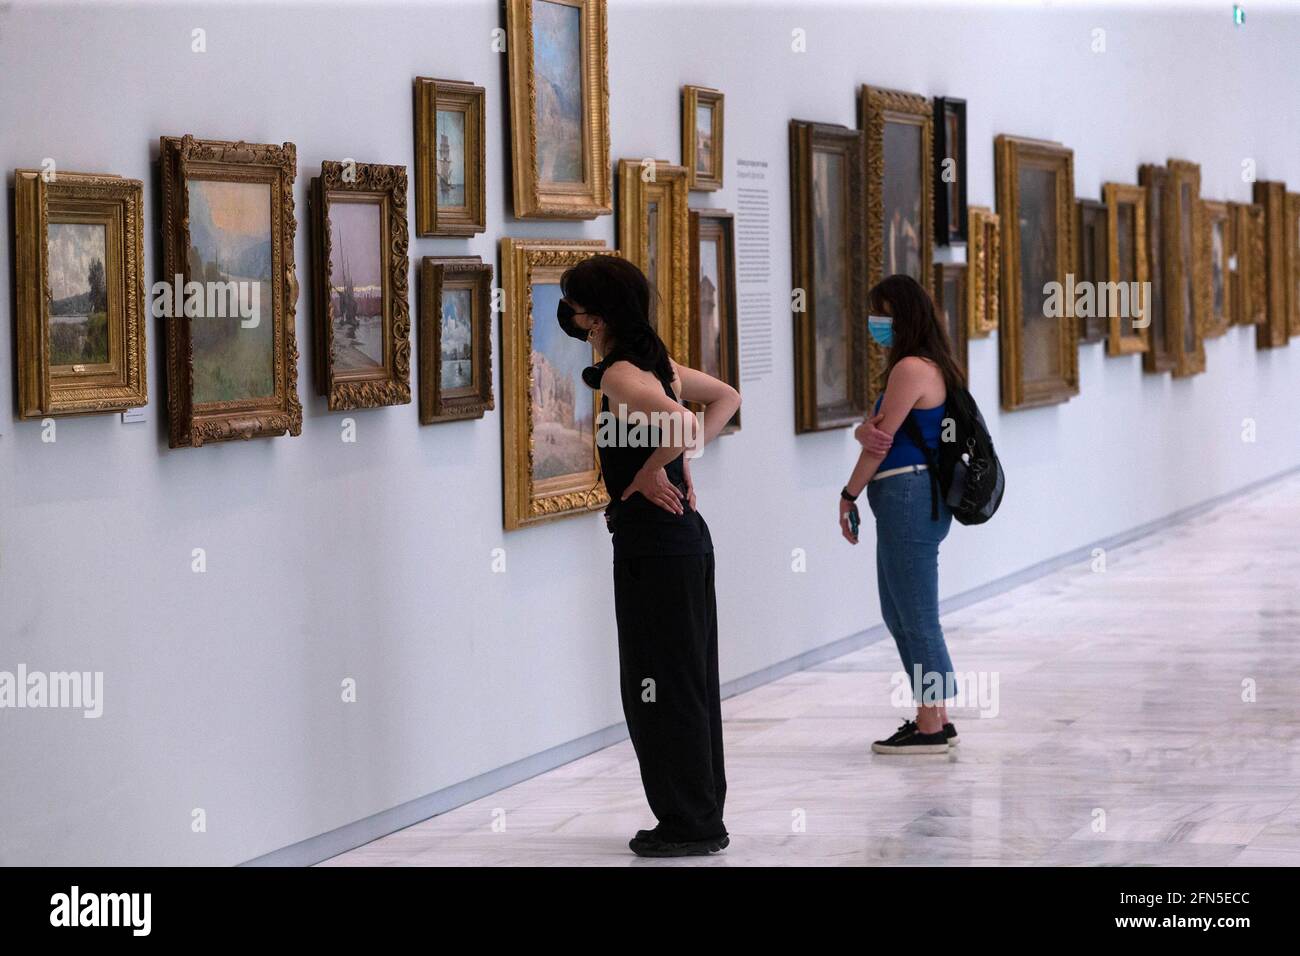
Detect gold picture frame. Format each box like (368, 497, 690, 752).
(160, 135, 302, 447)
(500, 237, 612, 530)
(419, 256, 494, 423)
(789, 119, 867, 433)
(1138, 164, 1176, 373)
(682, 85, 724, 191)
(413, 77, 486, 237)
(1200, 199, 1232, 339)
(1167, 159, 1206, 377)
(689, 208, 741, 435)
(1230, 201, 1266, 327)
(966, 205, 1000, 339)
(615, 157, 690, 361)
(14, 169, 146, 418)
(505, 0, 611, 219)
(310, 161, 411, 411)
(994, 134, 1077, 411)
(1102, 182, 1149, 357)
(1253, 180, 1288, 348)
(934, 261, 969, 377)
(860, 85, 934, 401)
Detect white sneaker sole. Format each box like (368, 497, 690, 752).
(871, 741, 950, 755)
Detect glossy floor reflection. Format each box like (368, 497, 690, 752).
(321, 477, 1300, 866)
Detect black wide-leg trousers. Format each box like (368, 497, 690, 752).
(612, 551, 727, 842)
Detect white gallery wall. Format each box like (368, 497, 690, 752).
(2, 0, 1298, 865)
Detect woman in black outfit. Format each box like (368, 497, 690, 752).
(557, 255, 741, 857)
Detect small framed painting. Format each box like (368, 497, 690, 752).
(1200, 199, 1232, 339)
(789, 119, 867, 433)
(689, 208, 740, 434)
(13, 169, 147, 418)
(933, 96, 967, 246)
(682, 85, 724, 191)
(1252, 180, 1289, 349)
(934, 261, 969, 376)
(500, 237, 613, 530)
(505, 0, 611, 219)
(413, 77, 486, 237)
(616, 157, 690, 361)
(1166, 159, 1206, 377)
(1230, 201, 1266, 327)
(160, 135, 302, 447)
(965, 205, 1000, 339)
(1138, 164, 1176, 373)
(1102, 182, 1150, 357)
(419, 256, 494, 424)
(310, 160, 411, 411)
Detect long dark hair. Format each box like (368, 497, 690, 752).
(868, 274, 967, 392)
(560, 254, 673, 387)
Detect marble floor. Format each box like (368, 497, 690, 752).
(322, 477, 1300, 866)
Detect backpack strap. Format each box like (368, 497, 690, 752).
(899, 412, 940, 522)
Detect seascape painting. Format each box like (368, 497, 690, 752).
(47, 222, 109, 367)
(186, 179, 275, 404)
(532, 0, 584, 185)
(329, 200, 385, 374)
(441, 287, 474, 393)
(812, 149, 848, 410)
(882, 119, 923, 279)
(435, 108, 467, 207)
(530, 281, 594, 481)
(1018, 164, 1059, 382)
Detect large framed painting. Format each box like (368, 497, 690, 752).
(994, 134, 1077, 411)
(682, 85, 724, 192)
(789, 119, 867, 434)
(966, 205, 1000, 339)
(934, 261, 969, 376)
(419, 256, 494, 423)
(1200, 199, 1232, 339)
(859, 85, 933, 400)
(1288, 192, 1300, 338)
(1230, 201, 1266, 327)
(689, 208, 740, 434)
(160, 135, 302, 447)
(500, 238, 612, 530)
(13, 169, 146, 418)
(1074, 198, 1108, 344)
(505, 0, 610, 219)
(1253, 180, 1288, 348)
(616, 157, 690, 361)
(1102, 182, 1149, 357)
(1138, 164, 1176, 373)
(933, 96, 967, 246)
(413, 77, 486, 237)
(310, 161, 411, 411)
(1166, 159, 1206, 377)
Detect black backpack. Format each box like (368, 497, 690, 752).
(900, 386, 1004, 526)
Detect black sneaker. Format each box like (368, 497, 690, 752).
(629, 830, 730, 857)
(944, 722, 959, 745)
(877, 719, 918, 746)
(871, 726, 949, 754)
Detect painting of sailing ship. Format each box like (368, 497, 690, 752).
(440, 288, 474, 392)
(530, 281, 594, 481)
(531, 0, 584, 185)
(186, 179, 275, 404)
(47, 222, 110, 367)
(435, 108, 467, 207)
(328, 201, 385, 373)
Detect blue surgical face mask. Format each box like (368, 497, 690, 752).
(867, 314, 894, 348)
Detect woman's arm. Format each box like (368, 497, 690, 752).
(599, 361, 697, 514)
(675, 361, 741, 448)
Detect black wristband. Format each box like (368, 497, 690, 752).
(841, 486, 859, 503)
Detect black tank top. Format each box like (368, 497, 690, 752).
(590, 359, 713, 558)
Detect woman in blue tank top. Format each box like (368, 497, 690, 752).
(838, 275, 965, 755)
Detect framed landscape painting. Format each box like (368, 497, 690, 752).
(616, 157, 690, 361)
(994, 134, 1077, 411)
(13, 169, 146, 418)
(500, 237, 612, 530)
(1167, 159, 1206, 377)
(933, 96, 967, 246)
(1074, 198, 1108, 344)
(1102, 182, 1149, 357)
(1200, 199, 1232, 339)
(160, 135, 302, 447)
(1138, 164, 1176, 373)
(690, 208, 740, 434)
(505, 0, 610, 219)
(789, 120, 867, 433)
(310, 160, 411, 411)
(682, 85, 724, 191)
(419, 256, 494, 423)
(934, 261, 969, 376)
(1253, 180, 1289, 349)
(413, 77, 486, 236)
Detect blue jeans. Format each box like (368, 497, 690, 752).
(866, 470, 956, 703)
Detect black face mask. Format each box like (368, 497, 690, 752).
(557, 299, 590, 341)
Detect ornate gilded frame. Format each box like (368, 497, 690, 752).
(994, 134, 1077, 411)
(1230, 201, 1266, 327)
(1166, 159, 1206, 377)
(966, 205, 1000, 339)
(1138, 164, 1176, 373)
(859, 85, 934, 401)
(789, 119, 867, 433)
(500, 237, 612, 530)
(14, 169, 146, 418)
(1075, 198, 1108, 344)
(505, 0, 611, 219)
(1200, 199, 1232, 339)
(689, 208, 740, 435)
(615, 157, 690, 361)
(160, 135, 302, 447)
(1102, 182, 1149, 357)
(681, 85, 724, 191)
(934, 261, 969, 376)
(419, 256, 494, 423)
(310, 160, 411, 411)
(413, 77, 486, 237)
(933, 96, 967, 245)
(1253, 180, 1288, 348)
